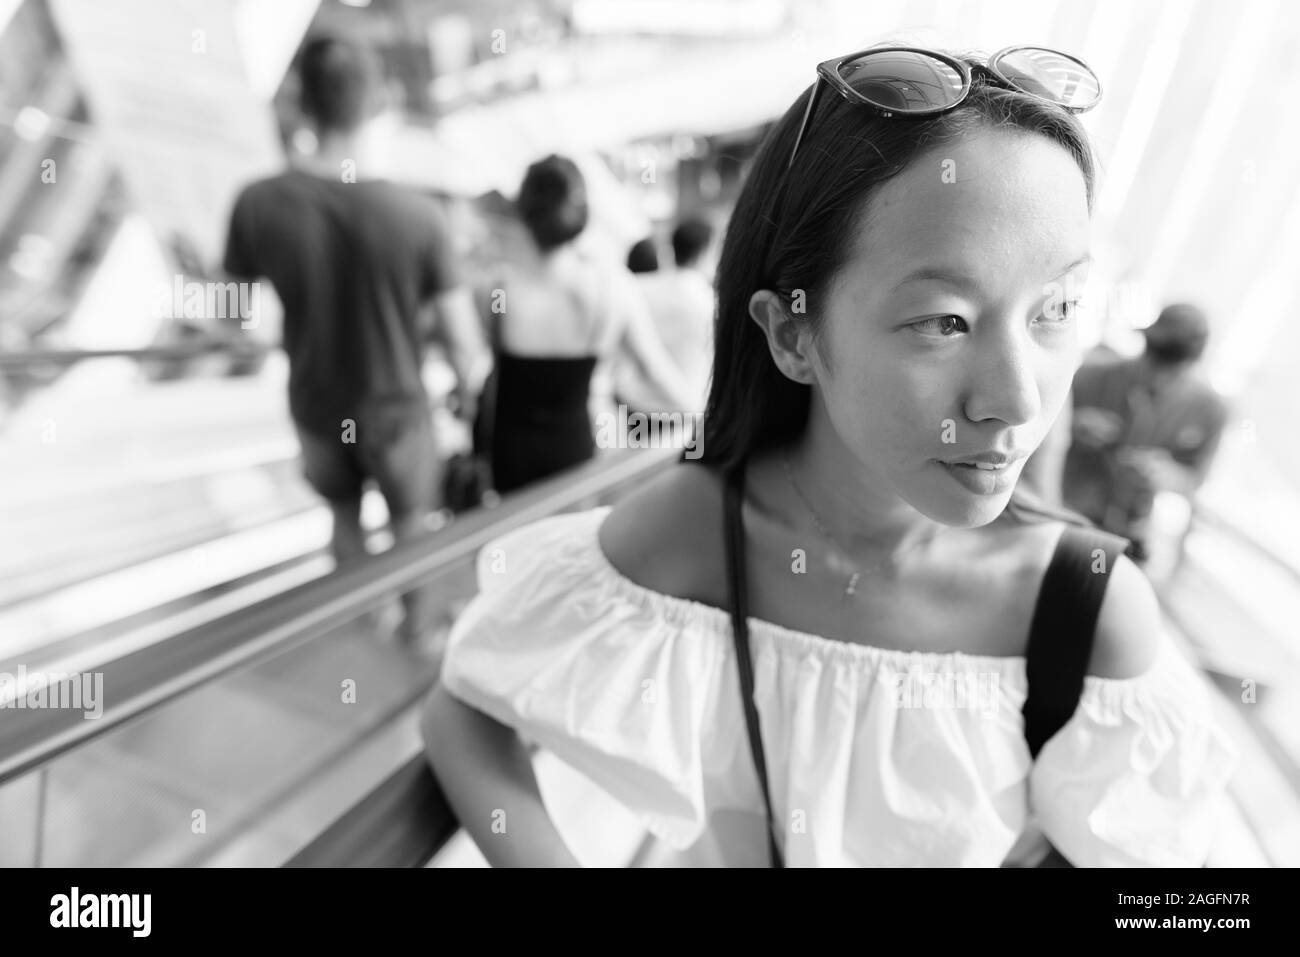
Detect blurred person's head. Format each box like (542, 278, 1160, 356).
(627, 237, 660, 274)
(700, 45, 1098, 528)
(1141, 303, 1209, 368)
(517, 155, 589, 253)
(298, 36, 382, 135)
(672, 217, 714, 269)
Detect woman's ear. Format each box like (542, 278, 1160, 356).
(748, 289, 818, 384)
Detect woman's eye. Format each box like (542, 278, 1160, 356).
(911, 315, 967, 336)
(1041, 299, 1082, 323)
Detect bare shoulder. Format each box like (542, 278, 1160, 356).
(597, 462, 726, 605)
(991, 515, 1162, 677)
(1086, 551, 1163, 679)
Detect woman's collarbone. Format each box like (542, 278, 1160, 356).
(742, 524, 1041, 657)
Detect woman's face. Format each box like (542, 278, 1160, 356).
(808, 126, 1091, 527)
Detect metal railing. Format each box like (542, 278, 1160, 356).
(0, 446, 680, 787)
(0, 340, 268, 369)
(1191, 501, 1300, 589)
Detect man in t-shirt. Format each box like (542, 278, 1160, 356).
(1063, 303, 1230, 564)
(223, 36, 486, 642)
(616, 216, 716, 415)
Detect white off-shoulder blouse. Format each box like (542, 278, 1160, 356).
(439, 507, 1239, 867)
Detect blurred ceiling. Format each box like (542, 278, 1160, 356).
(5, 0, 1300, 411)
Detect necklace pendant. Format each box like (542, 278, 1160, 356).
(845, 571, 861, 597)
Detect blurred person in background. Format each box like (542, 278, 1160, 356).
(1020, 296, 1136, 506)
(1019, 402, 1070, 506)
(1063, 303, 1230, 564)
(223, 35, 487, 644)
(480, 155, 693, 494)
(617, 216, 717, 416)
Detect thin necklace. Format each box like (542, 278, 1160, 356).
(781, 449, 944, 597)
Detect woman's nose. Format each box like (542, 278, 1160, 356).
(961, 328, 1042, 429)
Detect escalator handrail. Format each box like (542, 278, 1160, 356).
(0, 446, 680, 787)
(0, 341, 269, 368)
(1190, 500, 1300, 589)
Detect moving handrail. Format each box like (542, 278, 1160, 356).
(1191, 500, 1300, 590)
(0, 446, 680, 787)
(0, 340, 268, 368)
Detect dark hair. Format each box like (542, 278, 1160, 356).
(1146, 337, 1205, 365)
(1143, 302, 1209, 364)
(299, 36, 380, 133)
(627, 237, 660, 274)
(672, 217, 714, 267)
(517, 155, 589, 252)
(697, 50, 1100, 528)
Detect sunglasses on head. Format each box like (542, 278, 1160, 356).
(787, 45, 1103, 170)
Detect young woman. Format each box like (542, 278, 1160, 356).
(483, 155, 693, 494)
(423, 46, 1237, 866)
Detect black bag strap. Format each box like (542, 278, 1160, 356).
(1021, 524, 1129, 759)
(722, 463, 784, 868)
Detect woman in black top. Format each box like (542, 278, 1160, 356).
(485, 155, 692, 493)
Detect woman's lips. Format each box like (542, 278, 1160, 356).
(935, 459, 1018, 495)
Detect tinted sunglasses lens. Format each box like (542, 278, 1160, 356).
(837, 50, 965, 113)
(994, 47, 1100, 110)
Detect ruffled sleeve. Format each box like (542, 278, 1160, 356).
(1028, 635, 1239, 867)
(438, 508, 740, 850)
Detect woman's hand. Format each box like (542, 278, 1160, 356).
(449, 378, 479, 425)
